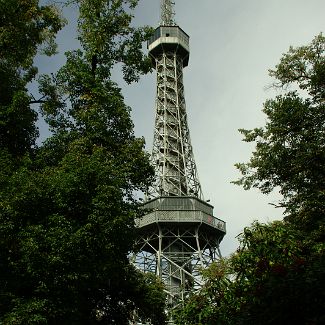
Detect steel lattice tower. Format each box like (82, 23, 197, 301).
(134, 0, 226, 317)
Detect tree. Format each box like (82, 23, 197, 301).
(0, 0, 166, 324)
(234, 34, 325, 230)
(229, 32, 325, 325)
(0, 0, 64, 157)
(173, 259, 232, 325)
(175, 35, 325, 325)
(175, 221, 325, 325)
(227, 221, 325, 325)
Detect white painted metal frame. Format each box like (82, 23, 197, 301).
(134, 3, 226, 322)
(147, 53, 203, 200)
(134, 223, 222, 307)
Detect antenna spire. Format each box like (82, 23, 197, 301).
(160, 0, 176, 25)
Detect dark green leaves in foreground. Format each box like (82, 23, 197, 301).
(174, 221, 325, 325)
(234, 34, 325, 230)
(0, 0, 166, 324)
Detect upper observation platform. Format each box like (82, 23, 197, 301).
(148, 26, 190, 67)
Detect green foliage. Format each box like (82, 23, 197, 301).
(0, 0, 64, 70)
(173, 260, 232, 325)
(77, 0, 153, 83)
(234, 34, 325, 230)
(0, 0, 166, 324)
(0, 0, 65, 157)
(269, 34, 325, 102)
(131, 272, 167, 325)
(175, 222, 325, 325)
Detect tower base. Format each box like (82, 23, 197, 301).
(134, 196, 226, 310)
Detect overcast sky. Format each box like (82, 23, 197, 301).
(38, 0, 325, 256)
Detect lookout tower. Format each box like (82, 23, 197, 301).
(134, 0, 226, 314)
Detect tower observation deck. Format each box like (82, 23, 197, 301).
(134, 0, 226, 318)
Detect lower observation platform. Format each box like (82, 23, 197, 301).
(136, 196, 226, 235)
(134, 196, 226, 309)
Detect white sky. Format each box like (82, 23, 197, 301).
(37, 0, 325, 256)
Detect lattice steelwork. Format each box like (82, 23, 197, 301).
(148, 48, 203, 199)
(160, 0, 175, 26)
(134, 0, 226, 319)
(134, 197, 226, 310)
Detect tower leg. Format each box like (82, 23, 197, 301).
(134, 223, 223, 309)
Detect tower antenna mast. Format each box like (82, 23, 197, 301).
(161, 0, 176, 25)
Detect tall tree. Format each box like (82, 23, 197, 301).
(0, 0, 166, 324)
(174, 221, 325, 325)
(234, 34, 325, 230)
(0, 0, 63, 157)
